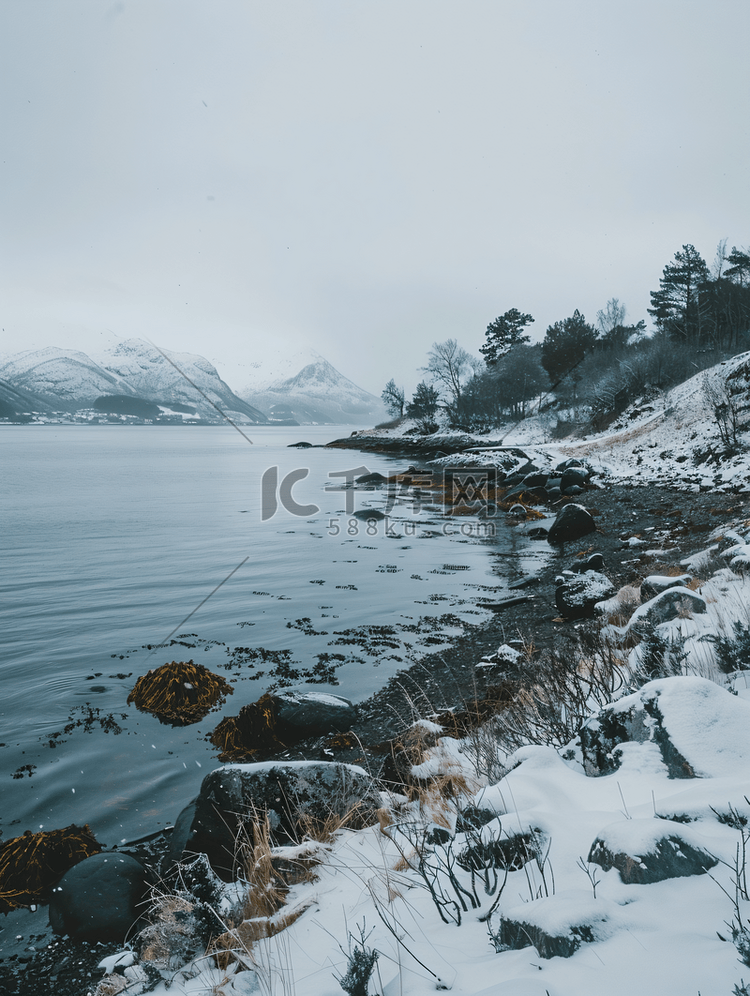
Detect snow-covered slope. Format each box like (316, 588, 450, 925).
(94, 339, 268, 422)
(240, 356, 388, 425)
(0, 347, 135, 406)
(0, 341, 269, 423)
(547, 350, 750, 491)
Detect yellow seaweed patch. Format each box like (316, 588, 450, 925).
(209, 692, 281, 761)
(0, 824, 101, 912)
(127, 659, 233, 726)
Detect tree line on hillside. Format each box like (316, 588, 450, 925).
(382, 242, 750, 434)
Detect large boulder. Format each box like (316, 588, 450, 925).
(555, 571, 615, 620)
(169, 761, 382, 878)
(574, 677, 750, 779)
(49, 852, 151, 942)
(547, 503, 596, 545)
(274, 688, 357, 735)
(588, 818, 718, 884)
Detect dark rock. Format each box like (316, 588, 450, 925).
(274, 688, 357, 734)
(162, 800, 198, 875)
(481, 595, 533, 611)
(639, 573, 692, 601)
(355, 472, 387, 484)
(588, 818, 718, 884)
(49, 852, 151, 943)
(351, 508, 386, 520)
(527, 526, 549, 540)
(174, 761, 381, 877)
(288, 441, 313, 448)
(547, 503, 596, 544)
(574, 678, 724, 778)
(521, 472, 549, 488)
(457, 825, 539, 873)
(560, 467, 590, 493)
(571, 552, 605, 573)
(492, 893, 616, 959)
(626, 586, 707, 632)
(554, 458, 586, 472)
(555, 571, 615, 620)
(509, 574, 541, 589)
(455, 806, 497, 833)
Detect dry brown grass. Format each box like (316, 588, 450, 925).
(208, 797, 376, 970)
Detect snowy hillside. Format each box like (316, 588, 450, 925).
(0, 341, 269, 423)
(344, 350, 750, 492)
(542, 350, 750, 491)
(91, 526, 750, 996)
(0, 347, 135, 406)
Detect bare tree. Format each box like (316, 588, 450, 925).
(422, 339, 478, 406)
(381, 379, 405, 417)
(596, 298, 627, 337)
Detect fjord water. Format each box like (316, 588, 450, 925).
(1, 425, 547, 844)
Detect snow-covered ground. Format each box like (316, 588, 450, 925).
(83, 352, 750, 995)
(96, 520, 750, 996)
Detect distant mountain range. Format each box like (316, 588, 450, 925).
(0, 339, 387, 425)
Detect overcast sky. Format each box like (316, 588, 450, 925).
(1, 0, 748, 396)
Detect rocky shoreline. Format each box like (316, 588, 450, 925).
(2, 440, 748, 995)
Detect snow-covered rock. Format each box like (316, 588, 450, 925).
(556, 570, 615, 619)
(492, 891, 624, 958)
(575, 676, 750, 778)
(588, 818, 718, 883)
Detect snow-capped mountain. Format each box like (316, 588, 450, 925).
(93, 339, 267, 422)
(0, 347, 135, 405)
(0, 340, 269, 423)
(239, 355, 388, 425)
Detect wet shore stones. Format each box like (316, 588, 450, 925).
(274, 688, 357, 734)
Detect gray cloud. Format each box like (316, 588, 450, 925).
(1, 0, 748, 395)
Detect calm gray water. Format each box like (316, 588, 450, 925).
(0, 425, 547, 844)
